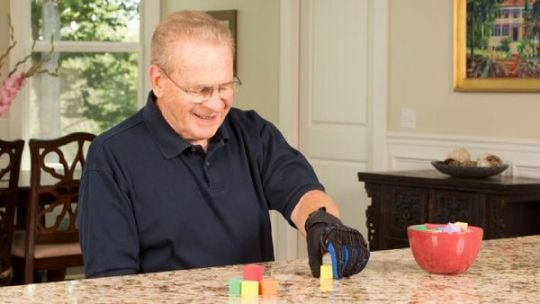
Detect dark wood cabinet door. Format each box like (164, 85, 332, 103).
(429, 190, 486, 227)
(380, 186, 428, 249)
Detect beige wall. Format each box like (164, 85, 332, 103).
(389, 0, 540, 139)
(0, 1, 10, 78)
(161, 0, 280, 124)
(9, 1, 535, 140)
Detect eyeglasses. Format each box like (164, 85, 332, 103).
(159, 67, 242, 104)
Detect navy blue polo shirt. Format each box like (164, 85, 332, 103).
(78, 92, 324, 278)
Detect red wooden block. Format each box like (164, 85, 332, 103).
(243, 264, 264, 281)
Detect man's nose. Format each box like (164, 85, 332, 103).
(203, 88, 227, 109)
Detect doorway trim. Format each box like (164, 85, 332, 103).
(274, 0, 388, 260)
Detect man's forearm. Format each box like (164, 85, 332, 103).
(290, 189, 341, 236)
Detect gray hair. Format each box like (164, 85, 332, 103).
(151, 10, 235, 71)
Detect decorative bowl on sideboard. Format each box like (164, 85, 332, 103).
(431, 161, 508, 178)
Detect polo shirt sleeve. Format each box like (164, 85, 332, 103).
(254, 112, 325, 227)
(77, 144, 140, 278)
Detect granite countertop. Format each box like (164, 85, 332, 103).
(1, 235, 538, 303)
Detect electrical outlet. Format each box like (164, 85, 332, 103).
(400, 108, 416, 129)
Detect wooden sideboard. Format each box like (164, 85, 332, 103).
(358, 170, 540, 251)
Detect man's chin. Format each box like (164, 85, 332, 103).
(194, 130, 218, 141)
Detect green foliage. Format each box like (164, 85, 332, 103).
(32, 0, 139, 42)
(59, 53, 138, 131)
(31, 0, 140, 135)
(496, 37, 511, 55)
(520, 0, 540, 60)
(530, 0, 540, 58)
(82, 53, 138, 130)
(466, 0, 504, 51)
(469, 52, 501, 78)
(517, 39, 537, 58)
(518, 57, 540, 77)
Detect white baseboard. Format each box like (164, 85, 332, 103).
(386, 132, 540, 178)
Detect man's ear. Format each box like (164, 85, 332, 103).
(149, 64, 164, 97)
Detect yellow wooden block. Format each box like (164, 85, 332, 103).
(320, 279, 333, 291)
(320, 264, 333, 280)
(454, 221, 468, 231)
(241, 280, 259, 298)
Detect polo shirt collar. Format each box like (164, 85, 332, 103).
(143, 92, 229, 159)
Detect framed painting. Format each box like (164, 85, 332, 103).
(454, 0, 540, 92)
(207, 10, 238, 72)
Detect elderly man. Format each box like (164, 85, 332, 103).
(78, 10, 369, 279)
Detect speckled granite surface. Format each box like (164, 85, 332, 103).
(0, 235, 538, 303)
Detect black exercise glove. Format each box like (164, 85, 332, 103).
(305, 207, 370, 279)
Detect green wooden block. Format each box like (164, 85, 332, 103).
(228, 278, 243, 296)
(414, 224, 427, 231)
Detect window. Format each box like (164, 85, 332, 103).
(502, 24, 509, 36)
(9, 0, 158, 142)
(512, 9, 520, 19)
(494, 24, 501, 36)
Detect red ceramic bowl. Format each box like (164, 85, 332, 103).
(407, 224, 483, 274)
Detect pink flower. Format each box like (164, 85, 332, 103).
(0, 15, 56, 115)
(0, 72, 26, 114)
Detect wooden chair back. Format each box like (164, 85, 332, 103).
(20, 132, 95, 283)
(0, 139, 24, 286)
(28, 133, 95, 244)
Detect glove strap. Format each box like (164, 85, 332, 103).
(304, 207, 343, 232)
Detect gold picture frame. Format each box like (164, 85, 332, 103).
(454, 0, 540, 92)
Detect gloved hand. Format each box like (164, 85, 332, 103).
(305, 207, 370, 279)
